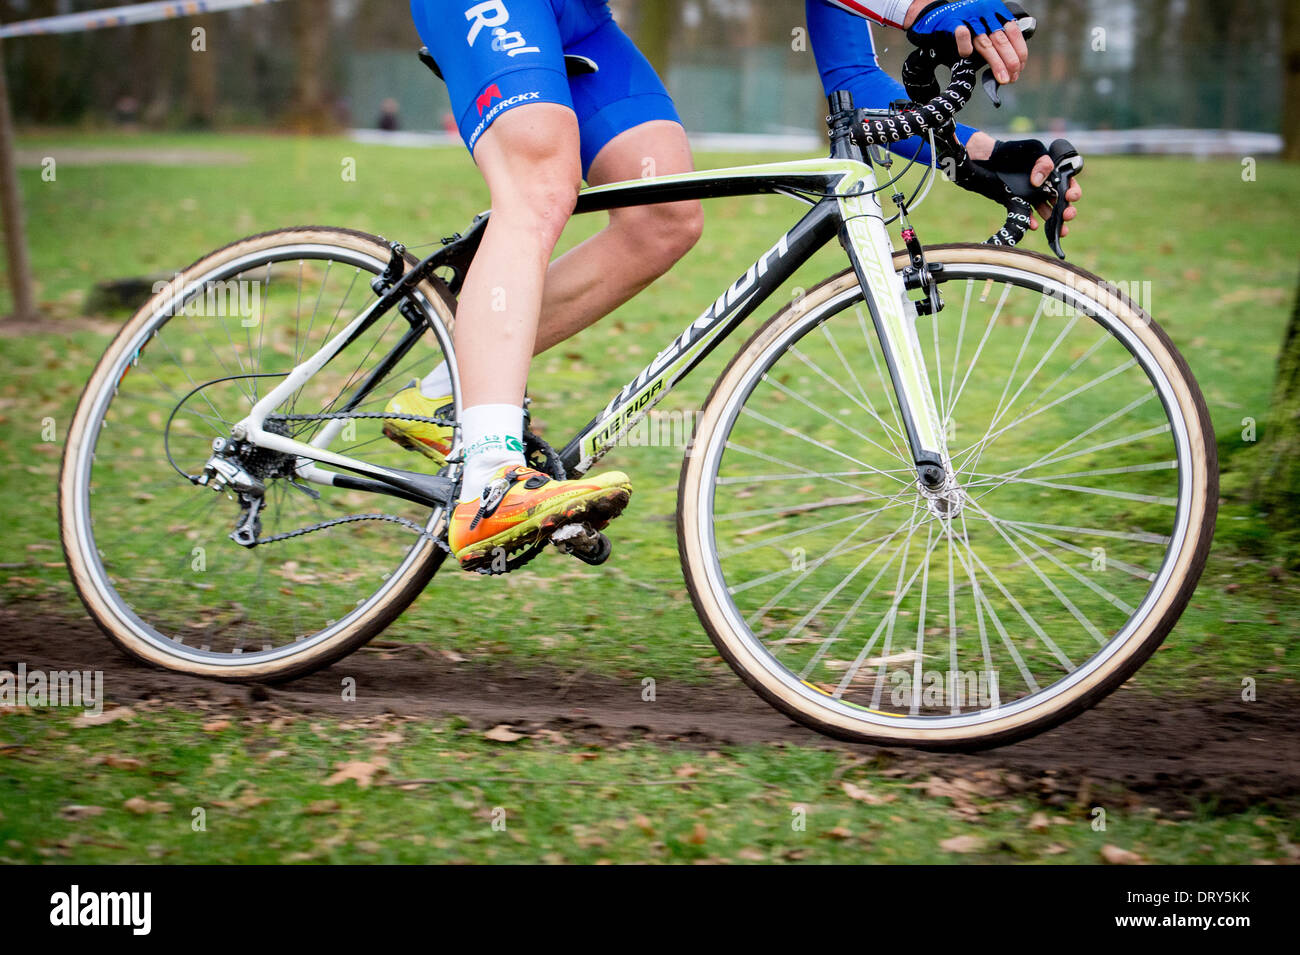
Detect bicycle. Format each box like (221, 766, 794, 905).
(59, 20, 1217, 750)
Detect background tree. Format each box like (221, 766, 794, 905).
(288, 0, 334, 132)
(1285, 0, 1300, 161)
(1255, 285, 1300, 530)
(636, 0, 679, 80)
(186, 15, 218, 128)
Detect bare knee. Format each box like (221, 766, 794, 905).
(479, 108, 582, 250)
(496, 176, 579, 251)
(611, 200, 704, 277)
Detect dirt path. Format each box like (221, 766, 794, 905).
(2, 604, 1296, 811)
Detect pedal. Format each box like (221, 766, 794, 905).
(550, 522, 612, 566)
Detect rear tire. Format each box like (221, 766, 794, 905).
(60, 227, 458, 682)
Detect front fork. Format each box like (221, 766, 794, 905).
(838, 187, 950, 490)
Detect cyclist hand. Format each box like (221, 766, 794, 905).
(966, 133, 1084, 238)
(904, 0, 1029, 84)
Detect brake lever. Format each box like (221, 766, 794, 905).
(981, 69, 1003, 107)
(978, 14, 1037, 107)
(1044, 139, 1084, 260)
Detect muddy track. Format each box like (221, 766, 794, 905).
(2, 604, 1296, 811)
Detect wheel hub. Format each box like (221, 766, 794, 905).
(917, 465, 968, 519)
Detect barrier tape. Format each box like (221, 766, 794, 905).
(0, 0, 284, 39)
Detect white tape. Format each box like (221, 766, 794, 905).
(0, 0, 284, 39)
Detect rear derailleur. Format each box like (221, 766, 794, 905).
(192, 419, 309, 548)
(193, 438, 267, 548)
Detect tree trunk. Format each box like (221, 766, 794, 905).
(1285, 0, 1300, 161)
(1256, 284, 1300, 521)
(289, 0, 335, 132)
(186, 15, 219, 128)
(636, 0, 678, 81)
(25, 0, 60, 123)
(0, 39, 38, 321)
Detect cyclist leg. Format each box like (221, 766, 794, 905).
(458, 106, 580, 411)
(406, 0, 579, 489)
(404, 0, 632, 568)
(410, 8, 700, 392)
(536, 120, 702, 353)
(535, 14, 702, 353)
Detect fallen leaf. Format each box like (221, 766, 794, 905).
(324, 758, 389, 788)
(842, 780, 896, 805)
(123, 797, 171, 815)
(686, 823, 709, 845)
(303, 800, 340, 815)
(923, 776, 980, 816)
(1027, 811, 1050, 832)
(1100, 844, 1143, 865)
(72, 707, 134, 728)
(202, 719, 231, 733)
(483, 724, 526, 743)
(939, 834, 985, 854)
(59, 805, 105, 820)
(103, 756, 144, 770)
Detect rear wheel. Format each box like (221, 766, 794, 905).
(60, 227, 458, 681)
(679, 245, 1217, 749)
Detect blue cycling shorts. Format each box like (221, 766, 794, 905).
(410, 0, 682, 177)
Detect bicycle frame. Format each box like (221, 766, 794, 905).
(230, 151, 949, 511)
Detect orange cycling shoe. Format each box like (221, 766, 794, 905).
(448, 464, 632, 571)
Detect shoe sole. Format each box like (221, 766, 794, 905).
(455, 485, 631, 572)
(382, 423, 448, 466)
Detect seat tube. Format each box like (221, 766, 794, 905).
(837, 182, 947, 485)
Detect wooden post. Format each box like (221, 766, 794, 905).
(0, 38, 37, 321)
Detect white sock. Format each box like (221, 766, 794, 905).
(458, 403, 525, 503)
(420, 361, 452, 399)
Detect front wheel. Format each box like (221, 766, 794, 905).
(679, 245, 1217, 750)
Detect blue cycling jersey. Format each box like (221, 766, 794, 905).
(807, 1, 977, 165)
(410, 0, 975, 175)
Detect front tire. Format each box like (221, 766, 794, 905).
(678, 245, 1217, 750)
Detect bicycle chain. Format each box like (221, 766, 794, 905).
(249, 413, 561, 576)
(253, 512, 444, 547)
(249, 410, 453, 550)
(267, 410, 452, 426)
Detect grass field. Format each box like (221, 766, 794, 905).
(1, 131, 1298, 863)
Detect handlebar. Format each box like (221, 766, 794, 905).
(836, 4, 1082, 259)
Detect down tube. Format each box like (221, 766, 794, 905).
(560, 199, 842, 475)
